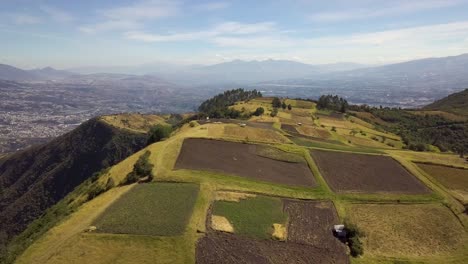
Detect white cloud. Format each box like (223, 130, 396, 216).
(79, 20, 140, 34)
(102, 0, 179, 21)
(308, 0, 465, 22)
(194, 2, 230, 11)
(124, 21, 276, 42)
(40, 6, 74, 22)
(80, 0, 180, 33)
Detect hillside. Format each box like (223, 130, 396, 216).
(3, 92, 466, 264)
(424, 89, 468, 116)
(0, 117, 152, 257)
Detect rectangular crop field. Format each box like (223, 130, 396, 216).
(346, 204, 466, 258)
(284, 200, 345, 250)
(416, 163, 468, 202)
(93, 183, 199, 236)
(212, 196, 287, 239)
(310, 150, 429, 193)
(196, 232, 348, 264)
(175, 138, 316, 187)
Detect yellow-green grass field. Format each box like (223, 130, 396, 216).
(284, 99, 316, 109)
(93, 183, 199, 236)
(346, 203, 467, 263)
(416, 163, 468, 203)
(212, 195, 287, 240)
(101, 113, 168, 133)
(223, 125, 290, 144)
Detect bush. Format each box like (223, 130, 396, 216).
(409, 143, 427, 152)
(253, 107, 265, 116)
(287, 104, 292, 110)
(87, 184, 106, 201)
(272, 97, 281, 108)
(331, 126, 337, 132)
(371, 136, 379, 141)
(147, 124, 173, 144)
(349, 236, 364, 257)
(121, 151, 154, 185)
(189, 121, 199, 127)
(344, 221, 364, 257)
(270, 108, 278, 117)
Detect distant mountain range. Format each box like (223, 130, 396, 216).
(1, 53, 468, 107)
(0, 64, 75, 81)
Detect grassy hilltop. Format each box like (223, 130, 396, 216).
(3, 89, 468, 264)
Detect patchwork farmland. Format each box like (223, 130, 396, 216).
(311, 149, 430, 194)
(13, 96, 468, 264)
(197, 193, 349, 264)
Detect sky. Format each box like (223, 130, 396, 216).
(1, 0, 468, 69)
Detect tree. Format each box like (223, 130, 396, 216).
(253, 107, 264, 116)
(272, 97, 281, 108)
(270, 108, 278, 117)
(121, 151, 154, 185)
(281, 101, 287, 110)
(147, 124, 173, 144)
(287, 104, 292, 110)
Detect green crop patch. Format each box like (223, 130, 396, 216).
(93, 183, 199, 236)
(212, 196, 287, 240)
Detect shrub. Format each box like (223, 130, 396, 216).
(87, 184, 106, 201)
(253, 107, 265, 116)
(189, 121, 199, 127)
(371, 136, 380, 141)
(270, 108, 278, 117)
(281, 101, 287, 109)
(344, 221, 364, 257)
(331, 126, 337, 132)
(409, 143, 427, 152)
(272, 97, 281, 108)
(287, 104, 292, 110)
(147, 124, 173, 144)
(121, 151, 154, 185)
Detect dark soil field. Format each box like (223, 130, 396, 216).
(175, 139, 316, 187)
(284, 200, 347, 253)
(416, 163, 468, 191)
(281, 124, 299, 134)
(310, 150, 430, 193)
(196, 232, 349, 264)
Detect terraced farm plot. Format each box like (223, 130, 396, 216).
(212, 195, 287, 239)
(175, 138, 316, 187)
(198, 196, 348, 264)
(223, 125, 288, 143)
(281, 124, 299, 134)
(93, 183, 199, 236)
(346, 204, 467, 258)
(310, 150, 429, 193)
(196, 232, 348, 264)
(284, 200, 345, 251)
(296, 125, 331, 139)
(416, 163, 468, 202)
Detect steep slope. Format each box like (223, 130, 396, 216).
(0, 118, 148, 254)
(423, 89, 468, 116)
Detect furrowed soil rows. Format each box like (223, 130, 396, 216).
(175, 139, 316, 187)
(196, 232, 349, 264)
(310, 150, 429, 193)
(284, 200, 347, 254)
(281, 124, 299, 134)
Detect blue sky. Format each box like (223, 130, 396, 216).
(1, 0, 468, 69)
